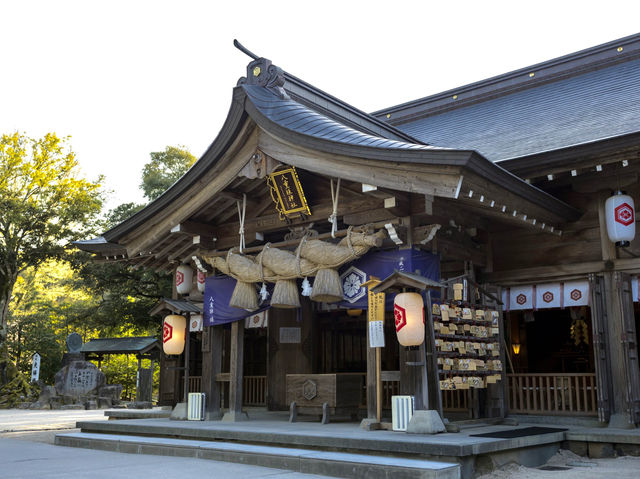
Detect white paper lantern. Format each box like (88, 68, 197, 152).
(175, 264, 193, 295)
(197, 271, 206, 293)
(605, 191, 635, 246)
(163, 314, 186, 355)
(394, 292, 425, 346)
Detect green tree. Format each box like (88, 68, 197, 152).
(7, 261, 85, 383)
(140, 146, 196, 201)
(0, 133, 102, 360)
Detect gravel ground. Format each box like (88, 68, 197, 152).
(477, 449, 640, 479)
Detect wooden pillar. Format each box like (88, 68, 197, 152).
(201, 326, 223, 420)
(135, 356, 142, 402)
(399, 346, 411, 395)
(366, 325, 377, 419)
(598, 195, 635, 427)
(222, 319, 246, 421)
(182, 312, 191, 404)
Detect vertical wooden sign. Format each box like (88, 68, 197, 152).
(368, 288, 386, 348)
(363, 277, 384, 423)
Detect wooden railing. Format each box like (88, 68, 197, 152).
(442, 389, 470, 412)
(189, 375, 267, 406)
(243, 375, 267, 406)
(507, 373, 597, 416)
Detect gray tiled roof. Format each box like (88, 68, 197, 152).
(243, 85, 447, 151)
(395, 58, 640, 162)
(80, 337, 159, 355)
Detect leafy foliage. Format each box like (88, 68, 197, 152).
(2, 136, 189, 401)
(7, 260, 92, 383)
(0, 132, 102, 349)
(140, 145, 196, 201)
(71, 254, 171, 333)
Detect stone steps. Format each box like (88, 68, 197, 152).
(55, 431, 461, 479)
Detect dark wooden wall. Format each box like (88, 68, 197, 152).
(266, 300, 314, 410)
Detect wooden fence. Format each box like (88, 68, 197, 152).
(189, 374, 268, 407)
(507, 373, 597, 416)
(243, 375, 267, 406)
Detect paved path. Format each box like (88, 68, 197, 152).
(0, 409, 107, 432)
(0, 410, 331, 478)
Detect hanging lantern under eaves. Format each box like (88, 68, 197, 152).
(197, 271, 206, 293)
(175, 264, 193, 295)
(163, 314, 186, 355)
(394, 292, 425, 347)
(605, 191, 636, 247)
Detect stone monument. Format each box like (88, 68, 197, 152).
(61, 332, 85, 367)
(54, 360, 106, 398)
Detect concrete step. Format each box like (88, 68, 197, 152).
(55, 431, 461, 479)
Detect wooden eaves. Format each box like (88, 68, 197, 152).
(75, 55, 581, 272)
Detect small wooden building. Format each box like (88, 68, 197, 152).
(77, 34, 640, 427)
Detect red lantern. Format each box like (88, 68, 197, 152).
(605, 191, 635, 247)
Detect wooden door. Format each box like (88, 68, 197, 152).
(615, 272, 640, 424)
(588, 273, 611, 423)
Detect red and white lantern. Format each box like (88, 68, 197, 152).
(175, 264, 193, 295)
(605, 191, 635, 247)
(393, 292, 425, 346)
(197, 271, 206, 293)
(163, 314, 186, 355)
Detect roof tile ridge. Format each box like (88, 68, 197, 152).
(374, 32, 640, 123)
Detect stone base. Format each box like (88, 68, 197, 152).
(170, 402, 188, 420)
(61, 404, 85, 410)
(588, 442, 615, 458)
(221, 410, 249, 422)
(205, 410, 223, 421)
(406, 410, 446, 434)
(608, 413, 636, 429)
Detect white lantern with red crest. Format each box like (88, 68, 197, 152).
(394, 292, 425, 346)
(605, 191, 636, 247)
(163, 314, 186, 355)
(197, 271, 206, 293)
(175, 264, 193, 295)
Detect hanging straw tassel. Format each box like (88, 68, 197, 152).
(310, 268, 343, 303)
(271, 279, 301, 309)
(229, 281, 259, 310)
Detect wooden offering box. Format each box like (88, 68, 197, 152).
(286, 373, 362, 417)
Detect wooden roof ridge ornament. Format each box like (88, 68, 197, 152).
(235, 40, 288, 99)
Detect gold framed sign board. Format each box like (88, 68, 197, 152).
(267, 167, 311, 219)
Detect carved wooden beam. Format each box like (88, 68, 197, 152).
(170, 221, 218, 238)
(155, 237, 187, 259)
(212, 198, 385, 243)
